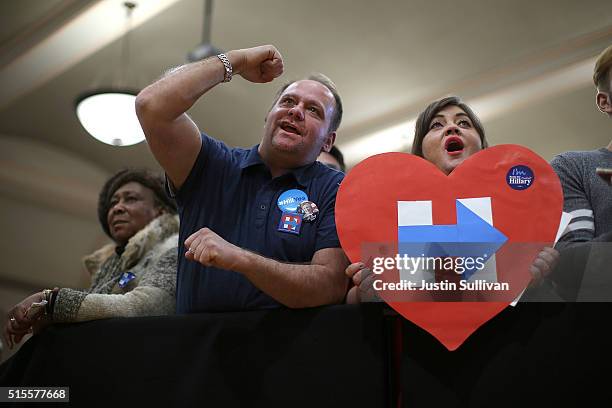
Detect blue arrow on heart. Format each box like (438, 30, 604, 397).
(398, 201, 508, 280)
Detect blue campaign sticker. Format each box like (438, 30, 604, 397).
(278, 212, 303, 235)
(506, 165, 535, 190)
(277, 189, 308, 213)
(118, 272, 136, 288)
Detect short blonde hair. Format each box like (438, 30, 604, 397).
(593, 44, 612, 92)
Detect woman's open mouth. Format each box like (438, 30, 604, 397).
(444, 136, 464, 156)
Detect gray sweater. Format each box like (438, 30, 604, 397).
(52, 214, 179, 322)
(551, 148, 612, 250)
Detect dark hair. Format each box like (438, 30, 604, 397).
(98, 169, 177, 238)
(594, 44, 612, 92)
(326, 145, 346, 172)
(270, 73, 343, 132)
(411, 96, 488, 158)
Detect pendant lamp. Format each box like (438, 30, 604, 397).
(75, 1, 144, 147)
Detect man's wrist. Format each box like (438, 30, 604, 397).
(230, 246, 269, 277)
(230, 246, 253, 274)
(226, 50, 244, 76)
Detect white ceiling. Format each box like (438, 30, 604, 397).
(0, 0, 611, 320)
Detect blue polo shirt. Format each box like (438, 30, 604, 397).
(171, 133, 344, 313)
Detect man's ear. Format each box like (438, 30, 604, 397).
(596, 91, 612, 115)
(321, 132, 336, 153)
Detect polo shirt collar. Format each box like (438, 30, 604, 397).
(239, 144, 265, 169)
(240, 144, 316, 187)
(289, 162, 317, 187)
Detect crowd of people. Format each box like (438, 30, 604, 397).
(2, 43, 611, 352)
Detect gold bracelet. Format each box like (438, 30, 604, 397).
(42, 289, 52, 315)
(41, 289, 52, 303)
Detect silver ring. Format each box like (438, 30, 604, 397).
(188, 247, 196, 254)
(10, 317, 16, 322)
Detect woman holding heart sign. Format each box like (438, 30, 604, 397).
(345, 96, 559, 303)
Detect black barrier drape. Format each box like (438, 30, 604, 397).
(400, 303, 612, 407)
(0, 305, 387, 408)
(3, 303, 612, 407)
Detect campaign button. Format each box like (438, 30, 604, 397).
(118, 272, 136, 288)
(277, 189, 308, 213)
(298, 201, 319, 222)
(506, 165, 535, 190)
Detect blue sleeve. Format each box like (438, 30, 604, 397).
(169, 133, 233, 208)
(314, 172, 344, 252)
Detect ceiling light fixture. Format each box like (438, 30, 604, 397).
(75, 1, 144, 147)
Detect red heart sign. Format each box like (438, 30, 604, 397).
(336, 145, 563, 350)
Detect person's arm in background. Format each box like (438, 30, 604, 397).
(54, 246, 177, 321)
(552, 154, 612, 250)
(551, 154, 597, 250)
(2, 246, 177, 349)
(135, 45, 283, 190)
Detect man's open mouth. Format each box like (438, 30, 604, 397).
(444, 136, 464, 155)
(279, 122, 301, 135)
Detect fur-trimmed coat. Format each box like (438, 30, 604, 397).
(52, 214, 179, 322)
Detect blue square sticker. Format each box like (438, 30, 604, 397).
(278, 212, 303, 235)
(118, 271, 136, 288)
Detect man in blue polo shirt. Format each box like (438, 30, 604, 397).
(135, 45, 349, 312)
